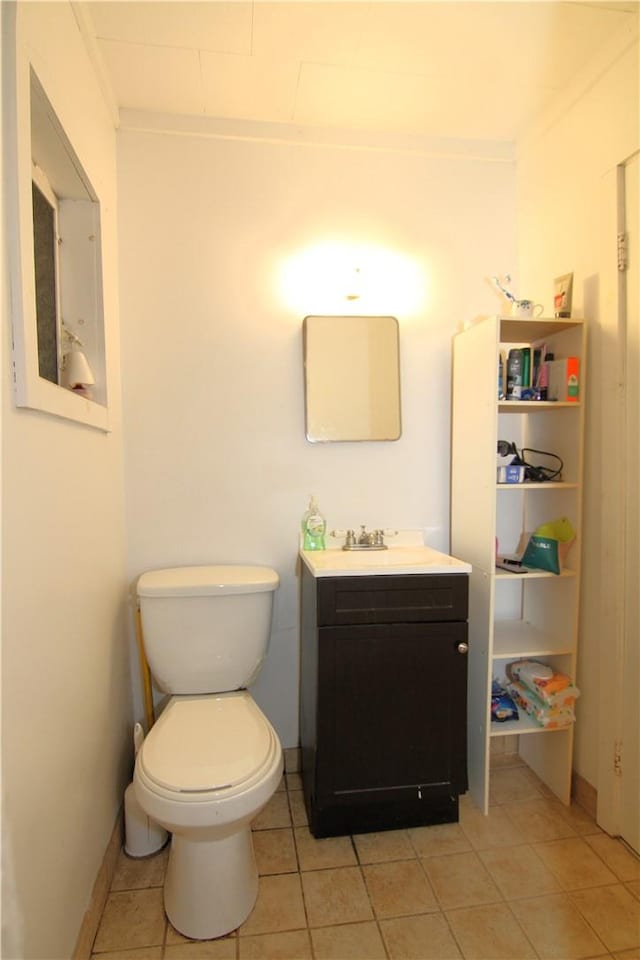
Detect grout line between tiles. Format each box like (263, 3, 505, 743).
(93, 775, 623, 959)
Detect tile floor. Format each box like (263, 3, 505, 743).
(91, 754, 640, 960)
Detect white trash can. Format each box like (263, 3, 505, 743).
(124, 722, 168, 858)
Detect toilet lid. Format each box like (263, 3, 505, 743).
(139, 694, 273, 793)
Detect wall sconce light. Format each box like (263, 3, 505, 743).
(278, 242, 427, 317)
(61, 323, 95, 399)
(344, 267, 362, 301)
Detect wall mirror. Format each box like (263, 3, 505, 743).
(303, 315, 401, 442)
(6, 50, 108, 430)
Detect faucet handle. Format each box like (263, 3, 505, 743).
(345, 528, 357, 547)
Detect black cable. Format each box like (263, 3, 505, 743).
(520, 447, 563, 482)
(497, 441, 563, 482)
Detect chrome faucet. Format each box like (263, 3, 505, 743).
(331, 526, 397, 551)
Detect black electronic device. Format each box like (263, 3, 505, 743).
(496, 441, 563, 482)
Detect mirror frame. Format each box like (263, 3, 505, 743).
(5, 28, 109, 431)
(303, 314, 402, 443)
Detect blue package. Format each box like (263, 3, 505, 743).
(491, 680, 520, 722)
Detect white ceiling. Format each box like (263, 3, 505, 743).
(83, 1, 638, 141)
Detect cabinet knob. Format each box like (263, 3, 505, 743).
(457, 642, 469, 654)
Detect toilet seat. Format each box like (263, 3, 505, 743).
(138, 692, 277, 801)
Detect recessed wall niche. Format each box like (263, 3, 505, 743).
(6, 49, 108, 430)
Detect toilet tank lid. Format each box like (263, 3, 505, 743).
(137, 565, 279, 598)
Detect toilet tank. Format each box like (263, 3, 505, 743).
(137, 565, 279, 695)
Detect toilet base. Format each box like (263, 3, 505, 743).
(164, 826, 258, 940)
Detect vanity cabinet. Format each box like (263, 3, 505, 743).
(300, 564, 469, 837)
(451, 315, 585, 814)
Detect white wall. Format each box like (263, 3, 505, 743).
(1, 4, 131, 958)
(516, 25, 638, 789)
(117, 118, 517, 746)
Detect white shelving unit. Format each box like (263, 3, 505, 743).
(451, 315, 585, 814)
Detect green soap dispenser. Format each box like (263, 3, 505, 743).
(302, 496, 326, 551)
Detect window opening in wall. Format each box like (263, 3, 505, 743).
(6, 49, 109, 430)
(31, 165, 61, 385)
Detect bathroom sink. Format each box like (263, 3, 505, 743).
(300, 540, 471, 578)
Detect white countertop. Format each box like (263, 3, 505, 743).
(300, 531, 471, 578)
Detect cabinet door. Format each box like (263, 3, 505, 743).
(317, 622, 468, 804)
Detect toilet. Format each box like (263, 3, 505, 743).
(133, 565, 283, 941)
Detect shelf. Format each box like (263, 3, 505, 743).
(492, 620, 574, 658)
(452, 312, 584, 812)
(495, 568, 577, 581)
(498, 401, 581, 412)
(497, 316, 584, 343)
(490, 704, 573, 736)
(496, 482, 578, 490)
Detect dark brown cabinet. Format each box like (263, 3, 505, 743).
(300, 565, 469, 837)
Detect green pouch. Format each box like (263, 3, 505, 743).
(521, 535, 560, 574)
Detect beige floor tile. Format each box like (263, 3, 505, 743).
(239, 873, 306, 936)
(252, 793, 292, 831)
(91, 949, 163, 959)
(165, 924, 236, 946)
(459, 802, 524, 850)
(165, 920, 221, 946)
(110, 847, 169, 892)
(294, 826, 356, 871)
(253, 828, 298, 875)
(521, 767, 558, 800)
(283, 748, 300, 774)
(585, 835, 640, 882)
(93, 889, 166, 953)
(423, 851, 502, 911)
(479, 844, 562, 900)
(502, 799, 578, 843)
(164, 939, 237, 958)
(311, 920, 387, 959)
(489, 754, 523, 770)
(570, 884, 640, 953)
(459, 792, 477, 812)
(301, 866, 373, 927)
(490, 750, 525, 770)
(489, 767, 547, 805)
(445, 902, 537, 959)
(287, 791, 308, 827)
(363, 859, 438, 918)
(510, 892, 608, 959)
(408, 823, 471, 858)
(239, 929, 313, 958)
(285, 772, 303, 792)
(165, 922, 190, 945)
(379, 912, 462, 959)
(627, 880, 640, 900)
(353, 829, 415, 864)
(533, 837, 619, 890)
(275, 776, 286, 793)
(556, 801, 602, 836)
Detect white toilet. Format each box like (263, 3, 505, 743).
(134, 565, 283, 940)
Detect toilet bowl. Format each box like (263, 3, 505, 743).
(135, 691, 282, 939)
(133, 564, 282, 941)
